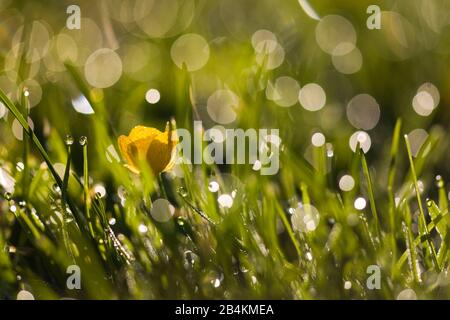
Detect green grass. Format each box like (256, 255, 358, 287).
(1, 83, 450, 299)
(1, 0, 450, 300)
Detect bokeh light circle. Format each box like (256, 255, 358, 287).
(84, 48, 122, 88)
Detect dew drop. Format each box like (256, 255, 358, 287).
(184, 250, 198, 266)
(339, 175, 355, 192)
(177, 187, 188, 198)
(79, 136, 88, 146)
(177, 217, 185, 227)
(65, 134, 74, 146)
(208, 181, 219, 193)
(218, 194, 233, 208)
(94, 184, 106, 198)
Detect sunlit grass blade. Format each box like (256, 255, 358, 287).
(427, 199, 449, 269)
(297, 0, 321, 20)
(387, 119, 402, 261)
(0, 88, 64, 190)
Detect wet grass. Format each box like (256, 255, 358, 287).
(1, 0, 450, 301)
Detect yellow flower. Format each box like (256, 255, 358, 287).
(118, 121, 178, 175)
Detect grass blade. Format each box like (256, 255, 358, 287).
(404, 134, 439, 270)
(360, 148, 381, 239)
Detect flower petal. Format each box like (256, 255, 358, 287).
(118, 125, 178, 175)
(118, 135, 139, 173)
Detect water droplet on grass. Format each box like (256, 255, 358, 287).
(151, 199, 175, 223)
(291, 204, 320, 232)
(344, 281, 352, 290)
(218, 194, 233, 208)
(94, 184, 106, 198)
(354, 197, 367, 210)
(65, 134, 74, 146)
(397, 288, 417, 300)
(145, 89, 161, 104)
(138, 224, 148, 234)
(208, 181, 219, 193)
(339, 175, 355, 192)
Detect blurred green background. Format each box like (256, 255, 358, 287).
(1, 0, 450, 300)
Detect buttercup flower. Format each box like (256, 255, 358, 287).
(118, 121, 178, 175)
